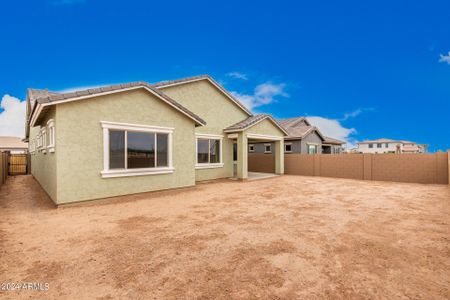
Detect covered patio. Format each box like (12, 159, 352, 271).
(224, 114, 288, 180)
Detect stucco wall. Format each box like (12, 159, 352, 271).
(30, 107, 58, 202)
(55, 89, 197, 204)
(245, 118, 285, 137)
(159, 80, 250, 181)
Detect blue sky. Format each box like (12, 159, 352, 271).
(0, 0, 449, 151)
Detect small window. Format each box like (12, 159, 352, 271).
(264, 144, 271, 153)
(285, 143, 292, 153)
(385, 143, 389, 147)
(47, 119, 55, 152)
(196, 137, 222, 166)
(248, 144, 255, 152)
(368, 143, 373, 148)
(377, 143, 382, 148)
(307, 144, 318, 154)
(41, 128, 47, 153)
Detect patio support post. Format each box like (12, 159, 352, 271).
(237, 132, 248, 179)
(275, 140, 284, 175)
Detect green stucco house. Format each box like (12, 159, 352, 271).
(25, 75, 287, 204)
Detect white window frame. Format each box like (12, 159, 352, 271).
(264, 143, 272, 153)
(284, 142, 292, 153)
(101, 121, 174, 178)
(41, 128, 47, 154)
(47, 119, 55, 153)
(248, 144, 255, 153)
(195, 133, 223, 169)
(307, 143, 318, 154)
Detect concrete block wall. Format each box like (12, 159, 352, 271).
(249, 152, 449, 185)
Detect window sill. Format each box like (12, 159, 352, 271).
(195, 163, 224, 169)
(101, 167, 174, 178)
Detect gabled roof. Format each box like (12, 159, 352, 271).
(278, 116, 311, 128)
(28, 82, 206, 128)
(224, 114, 288, 135)
(283, 125, 325, 141)
(277, 116, 325, 141)
(153, 75, 253, 116)
(323, 136, 346, 145)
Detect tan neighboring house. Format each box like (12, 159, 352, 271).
(25, 75, 287, 205)
(354, 138, 427, 154)
(250, 116, 346, 154)
(0, 136, 28, 153)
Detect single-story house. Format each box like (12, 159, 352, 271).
(0, 136, 28, 153)
(25, 75, 288, 204)
(249, 116, 346, 154)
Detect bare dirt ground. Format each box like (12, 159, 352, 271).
(1, 175, 449, 299)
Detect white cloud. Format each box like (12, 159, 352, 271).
(226, 72, 248, 80)
(231, 82, 288, 110)
(340, 107, 374, 121)
(307, 116, 357, 148)
(439, 51, 450, 64)
(0, 95, 26, 138)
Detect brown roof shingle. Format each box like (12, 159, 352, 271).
(30, 82, 206, 126)
(224, 114, 288, 135)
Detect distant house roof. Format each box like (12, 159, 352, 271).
(0, 136, 28, 150)
(27, 82, 207, 128)
(323, 136, 346, 145)
(277, 116, 325, 141)
(153, 74, 253, 116)
(224, 114, 288, 135)
(357, 138, 417, 144)
(277, 117, 311, 128)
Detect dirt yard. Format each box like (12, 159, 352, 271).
(1, 175, 449, 299)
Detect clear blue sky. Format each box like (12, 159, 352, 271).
(1, 0, 449, 151)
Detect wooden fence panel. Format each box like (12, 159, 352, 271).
(8, 154, 28, 175)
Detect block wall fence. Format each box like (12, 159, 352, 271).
(248, 152, 450, 185)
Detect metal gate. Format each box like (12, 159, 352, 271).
(8, 154, 29, 175)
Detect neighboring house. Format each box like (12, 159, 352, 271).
(322, 136, 346, 154)
(355, 139, 427, 154)
(249, 116, 346, 154)
(0, 136, 28, 153)
(25, 75, 287, 204)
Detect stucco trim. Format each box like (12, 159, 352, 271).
(101, 121, 174, 177)
(101, 121, 174, 133)
(247, 133, 283, 141)
(195, 163, 224, 169)
(195, 134, 223, 166)
(101, 167, 175, 178)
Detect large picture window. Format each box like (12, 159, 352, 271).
(101, 121, 173, 178)
(196, 134, 223, 169)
